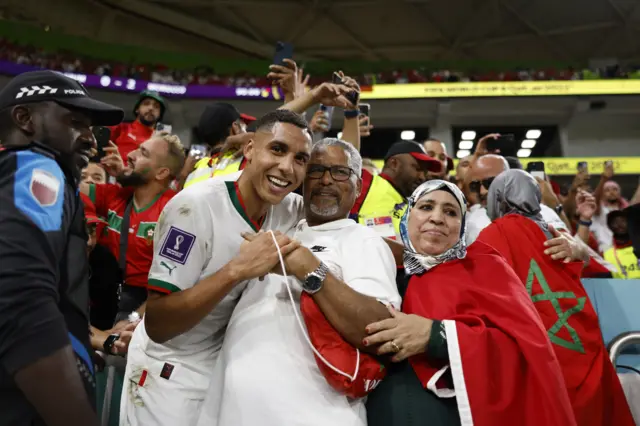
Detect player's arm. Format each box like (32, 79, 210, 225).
(0, 163, 98, 425)
(145, 193, 297, 344)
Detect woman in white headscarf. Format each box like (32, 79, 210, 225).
(363, 179, 575, 426)
(477, 169, 635, 426)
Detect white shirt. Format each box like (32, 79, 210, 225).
(130, 172, 304, 393)
(591, 204, 616, 253)
(198, 219, 401, 426)
(466, 203, 567, 245)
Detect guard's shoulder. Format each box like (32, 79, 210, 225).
(12, 149, 66, 232)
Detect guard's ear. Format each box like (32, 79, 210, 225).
(12, 105, 35, 135)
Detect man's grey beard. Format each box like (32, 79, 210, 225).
(309, 202, 340, 217)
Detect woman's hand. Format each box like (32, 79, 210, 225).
(363, 305, 433, 362)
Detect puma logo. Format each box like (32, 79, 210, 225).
(160, 261, 177, 275)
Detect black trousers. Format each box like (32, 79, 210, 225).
(114, 285, 147, 324)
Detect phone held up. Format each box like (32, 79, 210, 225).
(485, 134, 514, 153)
(273, 41, 294, 67)
(319, 105, 333, 132)
(332, 72, 360, 107)
(92, 126, 111, 159)
(189, 144, 207, 161)
(359, 103, 370, 120)
(577, 161, 589, 174)
(526, 161, 545, 181)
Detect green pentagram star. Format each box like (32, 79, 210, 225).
(526, 259, 586, 354)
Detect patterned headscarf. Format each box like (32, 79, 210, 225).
(400, 179, 468, 275)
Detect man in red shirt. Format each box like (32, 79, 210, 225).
(109, 90, 167, 160)
(80, 131, 185, 326)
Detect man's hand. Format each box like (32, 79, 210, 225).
(100, 141, 125, 177)
(231, 231, 301, 281)
(544, 224, 587, 262)
(363, 306, 433, 362)
(576, 190, 597, 221)
(359, 114, 373, 137)
(269, 245, 321, 281)
(218, 132, 255, 161)
(309, 109, 330, 133)
(334, 71, 360, 106)
(571, 170, 590, 190)
(311, 82, 356, 109)
(268, 59, 302, 98)
(473, 133, 501, 157)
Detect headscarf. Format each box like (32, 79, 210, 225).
(486, 169, 550, 234)
(400, 179, 468, 275)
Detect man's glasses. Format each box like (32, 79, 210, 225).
(469, 177, 496, 193)
(307, 164, 354, 182)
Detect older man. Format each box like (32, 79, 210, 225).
(198, 138, 401, 426)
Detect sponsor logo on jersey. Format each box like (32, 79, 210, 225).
(30, 168, 60, 206)
(160, 261, 177, 275)
(159, 226, 196, 265)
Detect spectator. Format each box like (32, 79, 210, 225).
(182, 103, 256, 189)
(364, 180, 575, 426)
(199, 138, 400, 425)
(350, 141, 441, 239)
(80, 132, 185, 325)
(81, 160, 107, 185)
(0, 70, 123, 426)
(591, 164, 629, 252)
(422, 138, 453, 180)
(603, 210, 639, 279)
(109, 90, 167, 161)
(478, 170, 634, 426)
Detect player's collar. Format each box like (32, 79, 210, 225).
(225, 180, 265, 232)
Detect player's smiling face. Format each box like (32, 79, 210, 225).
(245, 122, 311, 205)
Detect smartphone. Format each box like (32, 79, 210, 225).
(92, 126, 111, 159)
(485, 134, 514, 153)
(319, 105, 333, 131)
(526, 161, 545, 180)
(274, 41, 294, 66)
(604, 160, 614, 171)
(331, 72, 360, 107)
(189, 144, 207, 161)
(359, 103, 370, 118)
(577, 161, 589, 173)
(156, 122, 172, 134)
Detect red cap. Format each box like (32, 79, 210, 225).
(385, 141, 442, 173)
(446, 156, 455, 172)
(240, 113, 256, 123)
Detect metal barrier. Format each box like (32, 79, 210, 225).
(609, 332, 640, 367)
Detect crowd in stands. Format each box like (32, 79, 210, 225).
(2, 37, 640, 87)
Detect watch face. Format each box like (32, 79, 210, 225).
(305, 274, 323, 292)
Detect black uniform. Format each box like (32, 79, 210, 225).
(0, 142, 95, 425)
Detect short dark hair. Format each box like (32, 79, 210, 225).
(254, 109, 309, 136)
(504, 156, 523, 170)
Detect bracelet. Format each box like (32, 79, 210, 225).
(344, 110, 360, 119)
(578, 219, 592, 227)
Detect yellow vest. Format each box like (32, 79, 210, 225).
(603, 245, 640, 279)
(183, 153, 244, 189)
(356, 174, 407, 237)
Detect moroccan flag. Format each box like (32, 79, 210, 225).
(477, 215, 634, 426)
(403, 241, 576, 426)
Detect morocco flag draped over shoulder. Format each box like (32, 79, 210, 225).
(477, 215, 634, 426)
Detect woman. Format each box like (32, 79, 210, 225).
(364, 179, 576, 426)
(477, 169, 634, 426)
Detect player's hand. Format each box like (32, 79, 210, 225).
(311, 82, 356, 109)
(309, 109, 330, 133)
(232, 231, 301, 281)
(100, 141, 125, 176)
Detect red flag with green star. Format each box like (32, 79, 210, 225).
(478, 215, 634, 426)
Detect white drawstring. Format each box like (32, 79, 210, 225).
(267, 230, 360, 382)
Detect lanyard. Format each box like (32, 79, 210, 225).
(612, 246, 629, 278)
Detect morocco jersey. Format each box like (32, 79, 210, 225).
(88, 183, 177, 288)
(120, 172, 304, 426)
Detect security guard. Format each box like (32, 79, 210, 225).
(0, 70, 123, 425)
(604, 209, 640, 279)
(184, 102, 255, 189)
(350, 141, 441, 239)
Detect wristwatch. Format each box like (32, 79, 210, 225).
(103, 333, 120, 355)
(302, 262, 330, 295)
(554, 204, 564, 215)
